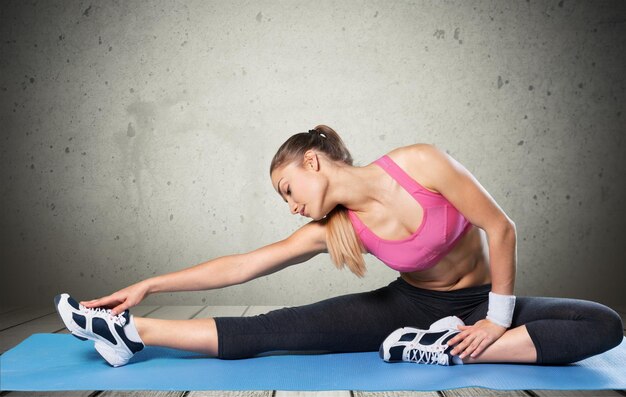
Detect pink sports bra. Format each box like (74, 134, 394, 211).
(347, 155, 473, 272)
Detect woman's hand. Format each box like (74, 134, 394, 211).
(80, 280, 151, 316)
(447, 319, 507, 359)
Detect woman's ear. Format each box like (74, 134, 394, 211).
(303, 150, 320, 171)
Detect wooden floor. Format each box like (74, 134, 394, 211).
(1, 304, 625, 397)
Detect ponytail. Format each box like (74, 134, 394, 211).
(320, 205, 367, 278)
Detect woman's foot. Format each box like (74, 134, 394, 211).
(54, 293, 144, 367)
(379, 316, 464, 366)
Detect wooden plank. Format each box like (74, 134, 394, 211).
(441, 389, 528, 396)
(2, 392, 98, 397)
(193, 306, 248, 318)
(126, 306, 162, 318)
(188, 392, 273, 397)
(95, 392, 185, 397)
(355, 392, 439, 397)
(532, 391, 623, 396)
(0, 306, 25, 315)
(143, 305, 206, 320)
(0, 313, 64, 353)
(275, 392, 350, 397)
(0, 307, 56, 331)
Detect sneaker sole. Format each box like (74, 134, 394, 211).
(94, 341, 131, 367)
(54, 294, 92, 342)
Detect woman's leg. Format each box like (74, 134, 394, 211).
(125, 278, 432, 360)
(213, 279, 440, 359)
(129, 291, 623, 365)
(126, 279, 426, 359)
(133, 317, 219, 356)
(461, 296, 624, 365)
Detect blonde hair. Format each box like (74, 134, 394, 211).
(269, 125, 367, 277)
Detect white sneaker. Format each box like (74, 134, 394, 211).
(54, 293, 144, 367)
(379, 316, 464, 365)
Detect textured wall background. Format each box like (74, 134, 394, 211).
(1, 1, 625, 309)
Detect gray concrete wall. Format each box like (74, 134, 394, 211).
(1, 1, 625, 309)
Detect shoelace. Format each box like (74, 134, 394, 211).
(408, 345, 447, 364)
(84, 306, 127, 327)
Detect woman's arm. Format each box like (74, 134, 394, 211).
(400, 143, 517, 359)
(82, 220, 327, 314)
(147, 220, 328, 293)
(400, 144, 517, 294)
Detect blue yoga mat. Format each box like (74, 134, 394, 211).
(1, 334, 625, 391)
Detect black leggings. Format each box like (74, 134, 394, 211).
(213, 277, 623, 364)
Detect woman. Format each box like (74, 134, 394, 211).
(55, 125, 623, 367)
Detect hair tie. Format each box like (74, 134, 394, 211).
(308, 129, 326, 138)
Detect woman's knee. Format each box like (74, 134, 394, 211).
(581, 301, 624, 351)
(599, 305, 624, 350)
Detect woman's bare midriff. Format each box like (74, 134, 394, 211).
(400, 225, 492, 291)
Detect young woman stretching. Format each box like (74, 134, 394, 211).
(55, 125, 623, 367)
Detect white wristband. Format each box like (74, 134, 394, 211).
(486, 292, 516, 328)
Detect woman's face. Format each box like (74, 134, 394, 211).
(270, 154, 329, 221)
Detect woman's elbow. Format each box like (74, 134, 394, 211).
(488, 219, 516, 240)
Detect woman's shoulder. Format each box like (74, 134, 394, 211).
(383, 143, 442, 193)
(385, 143, 436, 162)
